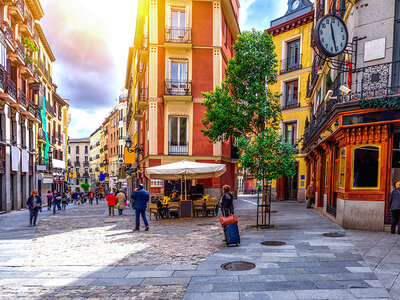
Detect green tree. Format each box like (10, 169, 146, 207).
(202, 29, 296, 218)
(80, 182, 90, 192)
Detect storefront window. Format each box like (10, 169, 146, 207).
(352, 146, 380, 188)
(339, 148, 346, 189)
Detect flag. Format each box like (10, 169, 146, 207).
(345, 51, 352, 88)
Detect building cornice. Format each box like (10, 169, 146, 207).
(26, 0, 44, 20)
(35, 23, 56, 62)
(267, 10, 314, 36)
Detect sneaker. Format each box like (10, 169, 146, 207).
(132, 228, 140, 231)
(145, 226, 149, 231)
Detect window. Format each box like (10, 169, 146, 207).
(223, 20, 227, 45)
(68, 146, 70, 153)
(324, 154, 329, 187)
(0, 38, 6, 68)
(85, 156, 88, 162)
(167, 60, 188, 95)
(85, 146, 88, 154)
(85, 168, 88, 173)
(171, 8, 185, 29)
(286, 39, 300, 69)
(339, 148, 346, 189)
(284, 80, 299, 108)
(76, 168, 79, 174)
(284, 122, 297, 146)
(168, 116, 188, 155)
(352, 146, 380, 188)
(75, 156, 79, 162)
(76, 146, 79, 154)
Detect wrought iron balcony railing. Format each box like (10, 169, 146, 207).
(168, 141, 189, 155)
(165, 27, 191, 43)
(281, 94, 300, 110)
(12, 0, 24, 16)
(140, 87, 148, 102)
(2, 21, 14, 47)
(16, 39, 25, 62)
(83, 161, 90, 167)
(284, 138, 299, 154)
(280, 55, 302, 74)
(142, 35, 148, 50)
(17, 88, 26, 106)
(165, 79, 192, 96)
(5, 74, 17, 100)
(24, 13, 33, 32)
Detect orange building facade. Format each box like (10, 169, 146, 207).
(125, 0, 240, 197)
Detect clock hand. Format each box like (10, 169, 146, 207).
(330, 22, 337, 52)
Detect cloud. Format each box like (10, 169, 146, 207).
(39, 0, 137, 137)
(240, 0, 287, 31)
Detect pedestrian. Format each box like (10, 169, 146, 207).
(221, 185, 234, 217)
(72, 190, 78, 205)
(306, 181, 315, 209)
(116, 190, 127, 215)
(77, 191, 82, 205)
(95, 190, 100, 205)
(46, 190, 52, 210)
(66, 190, 71, 205)
(52, 190, 61, 213)
(131, 183, 149, 231)
(27, 190, 42, 226)
(61, 192, 68, 210)
(88, 191, 93, 205)
(106, 192, 117, 216)
(390, 181, 400, 234)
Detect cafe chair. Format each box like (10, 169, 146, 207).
(193, 199, 205, 217)
(168, 202, 180, 218)
(149, 203, 160, 220)
(205, 199, 218, 217)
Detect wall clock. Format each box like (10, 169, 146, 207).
(292, 0, 300, 10)
(314, 14, 349, 57)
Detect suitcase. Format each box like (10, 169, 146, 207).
(219, 214, 238, 227)
(224, 223, 240, 246)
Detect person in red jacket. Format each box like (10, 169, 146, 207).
(106, 192, 117, 216)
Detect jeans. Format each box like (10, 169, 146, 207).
(89, 198, 93, 205)
(53, 202, 57, 213)
(29, 208, 39, 225)
(118, 209, 123, 215)
(108, 206, 115, 216)
(135, 209, 149, 229)
(47, 199, 51, 210)
(96, 198, 99, 205)
(62, 202, 67, 210)
(391, 210, 400, 233)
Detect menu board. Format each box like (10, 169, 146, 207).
(180, 200, 192, 219)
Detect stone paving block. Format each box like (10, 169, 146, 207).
(42, 278, 96, 287)
(294, 289, 356, 299)
(313, 280, 370, 289)
(216, 269, 262, 276)
(346, 267, 373, 273)
(190, 276, 239, 284)
(154, 265, 197, 271)
(213, 282, 266, 292)
(238, 275, 286, 283)
(364, 279, 384, 288)
(264, 281, 316, 291)
(260, 268, 305, 275)
(173, 270, 217, 277)
(125, 270, 173, 278)
(349, 287, 391, 298)
(84, 270, 131, 278)
(186, 283, 213, 293)
(183, 292, 239, 300)
(302, 267, 349, 274)
(92, 278, 143, 286)
(330, 272, 377, 281)
(140, 277, 191, 286)
(111, 266, 156, 272)
(239, 291, 298, 300)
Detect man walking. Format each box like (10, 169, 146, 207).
(306, 181, 315, 209)
(106, 191, 117, 216)
(131, 184, 149, 231)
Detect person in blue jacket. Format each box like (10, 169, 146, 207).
(131, 183, 149, 231)
(27, 190, 42, 226)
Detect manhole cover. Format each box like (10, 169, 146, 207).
(261, 241, 286, 246)
(323, 232, 345, 237)
(221, 261, 256, 271)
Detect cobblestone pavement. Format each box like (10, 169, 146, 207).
(1, 197, 399, 299)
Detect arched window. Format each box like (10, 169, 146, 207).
(352, 145, 380, 188)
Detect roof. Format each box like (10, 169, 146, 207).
(268, 10, 314, 36)
(124, 47, 134, 89)
(89, 127, 102, 137)
(35, 23, 56, 62)
(69, 138, 90, 143)
(52, 90, 68, 107)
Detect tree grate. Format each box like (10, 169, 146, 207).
(221, 261, 256, 271)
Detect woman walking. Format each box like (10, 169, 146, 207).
(27, 190, 42, 226)
(46, 191, 52, 210)
(221, 185, 234, 217)
(116, 190, 127, 215)
(390, 181, 400, 234)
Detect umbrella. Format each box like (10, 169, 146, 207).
(145, 160, 226, 200)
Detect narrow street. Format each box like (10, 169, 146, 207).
(0, 197, 399, 299)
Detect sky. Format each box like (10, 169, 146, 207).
(39, 0, 289, 138)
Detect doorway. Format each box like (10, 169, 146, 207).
(277, 163, 298, 201)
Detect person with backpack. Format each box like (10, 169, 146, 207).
(53, 189, 62, 213)
(27, 190, 42, 226)
(61, 192, 68, 210)
(46, 191, 52, 210)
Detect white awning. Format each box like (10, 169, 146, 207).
(52, 159, 66, 170)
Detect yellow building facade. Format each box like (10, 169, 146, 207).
(268, 0, 314, 202)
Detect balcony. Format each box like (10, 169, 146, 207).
(284, 138, 299, 154)
(4, 75, 17, 100)
(74, 161, 80, 167)
(136, 61, 144, 82)
(16, 39, 25, 64)
(20, 13, 33, 37)
(164, 79, 192, 96)
(303, 61, 400, 151)
(9, 0, 24, 20)
(2, 22, 14, 50)
(281, 94, 300, 110)
(168, 141, 189, 155)
(165, 27, 191, 44)
(83, 161, 90, 167)
(138, 88, 148, 110)
(21, 60, 34, 77)
(280, 55, 302, 74)
(83, 172, 89, 178)
(141, 35, 148, 62)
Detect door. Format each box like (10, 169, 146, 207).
(277, 163, 298, 201)
(388, 132, 400, 223)
(328, 145, 340, 217)
(170, 60, 188, 94)
(287, 39, 300, 70)
(171, 9, 186, 40)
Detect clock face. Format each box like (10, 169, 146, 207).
(292, 0, 300, 9)
(314, 14, 349, 57)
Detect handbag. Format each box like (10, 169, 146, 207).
(219, 214, 238, 227)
